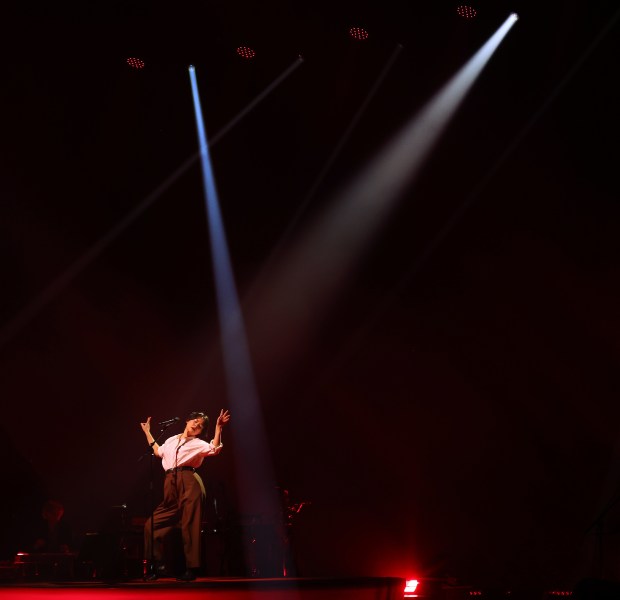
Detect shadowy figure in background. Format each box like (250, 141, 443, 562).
(276, 486, 311, 577)
(32, 499, 73, 554)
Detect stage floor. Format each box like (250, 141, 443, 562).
(0, 576, 407, 600)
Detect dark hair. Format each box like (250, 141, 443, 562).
(187, 411, 209, 438)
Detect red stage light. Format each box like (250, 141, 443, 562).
(457, 5, 477, 19)
(236, 46, 256, 59)
(349, 26, 369, 41)
(404, 579, 419, 597)
(126, 57, 145, 69)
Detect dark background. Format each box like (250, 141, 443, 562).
(1, 0, 620, 592)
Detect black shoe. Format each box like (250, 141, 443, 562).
(144, 564, 169, 581)
(176, 569, 197, 582)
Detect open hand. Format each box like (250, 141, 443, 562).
(216, 409, 230, 428)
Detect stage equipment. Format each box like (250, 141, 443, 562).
(126, 57, 145, 69)
(349, 27, 369, 41)
(13, 552, 76, 580)
(236, 46, 256, 59)
(457, 6, 477, 19)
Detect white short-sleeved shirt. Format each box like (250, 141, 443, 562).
(159, 435, 222, 471)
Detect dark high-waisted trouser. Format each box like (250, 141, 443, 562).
(144, 470, 206, 569)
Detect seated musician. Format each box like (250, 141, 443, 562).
(32, 499, 73, 554)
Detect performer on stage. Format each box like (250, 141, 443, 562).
(141, 409, 230, 581)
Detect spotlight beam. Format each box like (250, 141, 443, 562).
(257, 44, 403, 281)
(189, 66, 279, 518)
(246, 14, 519, 380)
(324, 6, 620, 380)
(0, 58, 304, 350)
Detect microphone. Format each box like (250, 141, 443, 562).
(158, 417, 180, 426)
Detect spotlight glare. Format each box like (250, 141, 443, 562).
(349, 26, 369, 40)
(236, 46, 256, 59)
(126, 57, 145, 69)
(404, 579, 419, 597)
(457, 5, 477, 19)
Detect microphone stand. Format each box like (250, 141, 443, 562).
(138, 421, 176, 579)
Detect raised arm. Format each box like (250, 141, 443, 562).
(212, 409, 230, 448)
(141, 416, 161, 457)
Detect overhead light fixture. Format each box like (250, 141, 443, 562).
(457, 5, 478, 19)
(236, 46, 256, 59)
(349, 26, 369, 41)
(126, 57, 145, 69)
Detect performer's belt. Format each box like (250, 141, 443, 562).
(165, 466, 196, 474)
